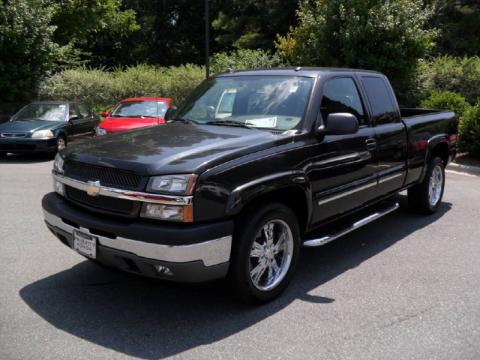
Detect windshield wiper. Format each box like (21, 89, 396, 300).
(169, 117, 198, 124)
(205, 120, 252, 129)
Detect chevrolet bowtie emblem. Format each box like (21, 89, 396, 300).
(85, 180, 101, 197)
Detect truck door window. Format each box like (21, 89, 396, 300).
(321, 78, 366, 126)
(361, 76, 398, 125)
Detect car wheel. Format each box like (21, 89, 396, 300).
(56, 135, 67, 152)
(228, 203, 301, 304)
(408, 156, 445, 214)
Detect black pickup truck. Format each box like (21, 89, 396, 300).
(42, 68, 457, 303)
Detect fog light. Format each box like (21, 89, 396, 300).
(141, 203, 193, 222)
(155, 265, 173, 276)
(53, 179, 65, 196)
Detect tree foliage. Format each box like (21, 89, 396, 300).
(212, 0, 299, 50)
(210, 49, 284, 74)
(0, 0, 61, 102)
(276, 0, 436, 98)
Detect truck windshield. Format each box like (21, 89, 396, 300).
(173, 76, 314, 131)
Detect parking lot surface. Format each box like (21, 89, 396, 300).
(1, 154, 479, 360)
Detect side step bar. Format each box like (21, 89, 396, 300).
(303, 202, 400, 247)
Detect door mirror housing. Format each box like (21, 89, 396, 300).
(164, 105, 178, 121)
(100, 111, 110, 118)
(318, 113, 359, 135)
(68, 115, 79, 122)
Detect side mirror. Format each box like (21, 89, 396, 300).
(318, 113, 359, 135)
(100, 111, 110, 118)
(69, 115, 79, 122)
(164, 106, 178, 120)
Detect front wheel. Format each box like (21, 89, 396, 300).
(408, 157, 445, 214)
(228, 203, 301, 304)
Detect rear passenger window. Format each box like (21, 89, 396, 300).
(321, 78, 366, 126)
(78, 104, 90, 118)
(361, 77, 398, 125)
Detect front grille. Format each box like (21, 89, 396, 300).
(1, 132, 27, 138)
(65, 186, 139, 217)
(64, 161, 144, 190)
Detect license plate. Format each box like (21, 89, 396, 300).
(73, 230, 97, 259)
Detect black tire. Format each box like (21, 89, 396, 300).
(56, 135, 67, 152)
(228, 203, 301, 304)
(408, 156, 445, 214)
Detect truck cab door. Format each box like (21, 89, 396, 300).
(308, 77, 378, 226)
(359, 76, 408, 194)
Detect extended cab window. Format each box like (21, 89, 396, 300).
(321, 78, 366, 126)
(361, 76, 398, 125)
(78, 103, 90, 118)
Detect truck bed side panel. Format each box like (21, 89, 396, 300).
(402, 110, 457, 186)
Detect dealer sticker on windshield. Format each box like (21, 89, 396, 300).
(245, 117, 277, 128)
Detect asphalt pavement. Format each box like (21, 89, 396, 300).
(1, 154, 479, 360)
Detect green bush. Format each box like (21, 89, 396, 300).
(417, 56, 480, 104)
(210, 49, 284, 75)
(276, 0, 436, 100)
(38, 64, 205, 111)
(459, 104, 480, 157)
(420, 91, 470, 118)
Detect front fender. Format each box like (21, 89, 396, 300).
(225, 170, 312, 220)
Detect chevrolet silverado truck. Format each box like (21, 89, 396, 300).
(42, 68, 457, 303)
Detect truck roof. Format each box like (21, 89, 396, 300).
(216, 67, 383, 78)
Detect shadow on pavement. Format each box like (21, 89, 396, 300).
(0, 153, 54, 164)
(20, 199, 451, 359)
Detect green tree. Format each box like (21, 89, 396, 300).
(276, 0, 436, 102)
(210, 49, 284, 74)
(0, 0, 61, 103)
(212, 0, 299, 50)
(51, 0, 139, 66)
(428, 0, 480, 56)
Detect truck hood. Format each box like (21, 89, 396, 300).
(65, 122, 285, 175)
(0, 119, 64, 133)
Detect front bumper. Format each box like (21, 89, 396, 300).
(0, 138, 57, 153)
(42, 192, 233, 282)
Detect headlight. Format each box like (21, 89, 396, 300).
(141, 203, 193, 222)
(95, 126, 107, 136)
(53, 153, 64, 173)
(147, 174, 197, 195)
(31, 130, 54, 139)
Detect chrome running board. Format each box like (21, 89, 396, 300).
(303, 202, 399, 247)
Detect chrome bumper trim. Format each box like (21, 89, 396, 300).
(53, 173, 192, 205)
(43, 210, 231, 266)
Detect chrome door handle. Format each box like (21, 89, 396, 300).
(365, 138, 377, 150)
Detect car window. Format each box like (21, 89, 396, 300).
(78, 103, 90, 117)
(13, 104, 67, 122)
(361, 76, 398, 125)
(111, 101, 168, 117)
(321, 78, 366, 126)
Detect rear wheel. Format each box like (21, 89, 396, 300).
(408, 156, 445, 214)
(228, 203, 301, 304)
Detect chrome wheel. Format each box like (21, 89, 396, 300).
(428, 164, 443, 207)
(249, 219, 294, 291)
(57, 137, 66, 151)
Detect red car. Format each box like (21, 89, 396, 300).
(96, 97, 171, 135)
